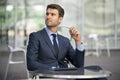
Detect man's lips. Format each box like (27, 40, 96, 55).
(46, 20, 52, 23)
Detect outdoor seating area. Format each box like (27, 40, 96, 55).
(0, 0, 120, 80)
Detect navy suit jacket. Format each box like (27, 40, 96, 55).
(27, 28, 85, 71)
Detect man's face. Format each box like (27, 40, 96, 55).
(45, 8, 63, 27)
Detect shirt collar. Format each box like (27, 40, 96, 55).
(45, 27, 58, 36)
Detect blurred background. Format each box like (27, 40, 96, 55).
(0, 0, 120, 80)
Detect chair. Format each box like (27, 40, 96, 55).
(4, 46, 29, 80)
(8, 46, 25, 64)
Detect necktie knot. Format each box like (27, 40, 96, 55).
(52, 34, 56, 38)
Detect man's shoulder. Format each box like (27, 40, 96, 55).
(30, 28, 45, 35)
(29, 28, 46, 38)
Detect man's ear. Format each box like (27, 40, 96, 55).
(59, 17, 63, 23)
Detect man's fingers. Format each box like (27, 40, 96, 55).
(69, 27, 80, 36)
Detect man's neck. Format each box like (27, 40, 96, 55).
(47, 26, 58, 33)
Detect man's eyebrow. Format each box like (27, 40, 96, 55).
(46, 12, 56, 15)
(46, 12, 49, 15)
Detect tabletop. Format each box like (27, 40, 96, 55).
(30, 67, 112, 79)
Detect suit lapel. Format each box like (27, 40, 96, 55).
(41, 29, 57, 58)
(58, 35, 64, 58)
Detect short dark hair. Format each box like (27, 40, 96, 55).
(46, 4, 64, 17)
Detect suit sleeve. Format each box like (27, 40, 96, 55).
(75, 49, 85, 68)
(26, 33, 50, 71)
(66, 40, 85, 68)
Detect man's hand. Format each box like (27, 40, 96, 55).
(69, 27, 82, 45)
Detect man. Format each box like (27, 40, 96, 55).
(27, 4, 107, 80)
(27, 4, 85, 71)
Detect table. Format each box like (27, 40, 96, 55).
(30, 67, 112, 79)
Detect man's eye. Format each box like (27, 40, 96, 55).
(51, 13, 55, 16)
(46, 13, 48, 15)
